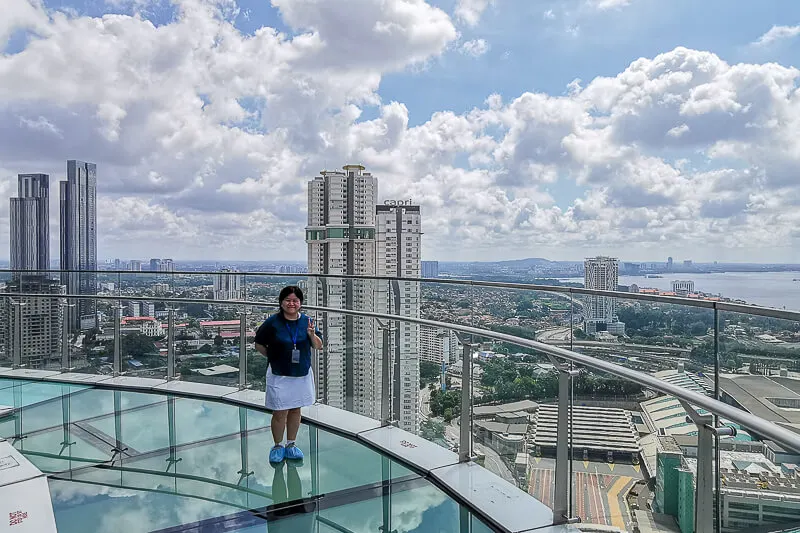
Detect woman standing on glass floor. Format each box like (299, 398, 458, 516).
(254, 286, 323, 464)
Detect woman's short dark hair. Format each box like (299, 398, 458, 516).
(278, 286, 304, 304)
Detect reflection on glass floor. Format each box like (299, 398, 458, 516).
(0, 378, 494, 533)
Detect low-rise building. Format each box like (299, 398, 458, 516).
(199, 319, 242, 335)
(120, 316, 164, 337)
(530, 404, 640, 463)
(656, 446, 800, 533)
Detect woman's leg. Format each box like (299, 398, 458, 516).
(271, 409, 288, 445)
(286, 408, 302, 442)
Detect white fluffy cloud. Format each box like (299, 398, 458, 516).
(587, 0, 632, 10)
(0, 1, 799, 262)
(753, 25, 800, 47)
(460, 38, 489, 57)
(453, 0, 494, 27)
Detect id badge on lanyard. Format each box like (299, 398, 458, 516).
(286, 318, 301, 364)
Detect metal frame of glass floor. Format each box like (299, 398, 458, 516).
(0, 372, 557, 533)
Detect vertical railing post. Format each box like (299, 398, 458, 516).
(681, 401, 733, 533)
(239, 308, 247, 389)
(381, 324, 391, 426)
(60, 300, 72, 371)
(167, 308, 175, 380)
(237, 407, 253, 487)
(166, 396, 181, 471)
(713, 306, 721, 533)
(12, 301, 24, 368)
(113, 304, 121, 376)
(459, 343, 477, 463)
(59, 385, 75, 454)
(554, 362, 579, 521)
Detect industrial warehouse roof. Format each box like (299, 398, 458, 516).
(473, 400, 538, 417)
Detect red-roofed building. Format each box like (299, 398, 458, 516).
(219, 330, 255, 339)
(199, 319, 242, 334)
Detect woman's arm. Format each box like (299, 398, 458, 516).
(307, 318, 323, 350)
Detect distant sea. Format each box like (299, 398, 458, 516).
(617, 271, 800, 311)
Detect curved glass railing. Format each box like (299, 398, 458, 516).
(1, 268, 799, 533)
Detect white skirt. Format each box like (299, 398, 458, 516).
(265, 366, 316, 411)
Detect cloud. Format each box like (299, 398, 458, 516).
(752, 25, 800, 47)
(0, 0, 50, 46)
(0, 3, 800, 262)
(587, 0, 632, 10)
(454, 0, 494, 27)
(271, 0, 457, 70)
(18, 115, 63, 137)
(460, 38, 489, 58)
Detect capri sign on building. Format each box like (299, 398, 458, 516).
(384, 199, 413, 206)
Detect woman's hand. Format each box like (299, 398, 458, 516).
(307, 318, 323, 350)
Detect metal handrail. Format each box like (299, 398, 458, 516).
(3, 291, 800, 454)
(1, 268, 798, 320)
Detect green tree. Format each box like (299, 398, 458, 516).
(480, 359, 518, 388)
(430, 389, 461, 420)
(121, 333, 157, 358)
(420, 360, 441, 387)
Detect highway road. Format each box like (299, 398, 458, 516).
(536, 326, 572, 342)
(419, 379, 517, 485)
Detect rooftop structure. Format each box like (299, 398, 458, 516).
(473, 400, 539, 418)
(720, 374, 800, 433)
(530, 404, 640, 461)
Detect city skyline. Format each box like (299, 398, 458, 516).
(2, 1, 800, 263)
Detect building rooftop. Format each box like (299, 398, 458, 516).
(474, 420, 529, 435)
(531, 404, 640, 453)
(720, 374, 800, 425)
(194, 364, 239, 376)
(199, 320, 242, 326)
(473, 400, 538, 417)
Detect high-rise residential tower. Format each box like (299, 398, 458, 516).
(306, 165, 378, 415)
(7, 173, 65, 367)
(60, 160, 98, 330)
(583, 256, 624, 335)
(420, 325, 459, 366)
(214, 268, 243, 300)
(376, 202, 421, 434)
(11, 174, 50, 276)
(421, 261, 439, 278)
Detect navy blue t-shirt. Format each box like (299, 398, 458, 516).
(254, 313, 322, 377)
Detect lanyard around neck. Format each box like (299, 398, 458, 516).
(284, 315, 301, 348)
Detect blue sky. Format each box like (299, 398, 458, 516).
(1, 0, 800, 262)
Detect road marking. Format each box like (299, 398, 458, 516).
(606, 476, 632, 531)
(608, 463, 615, 472)
(535, 457, 541, 464)
(633, 465, 640, 473)
(583, 460, 588, 468)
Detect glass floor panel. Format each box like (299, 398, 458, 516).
(4, 378, 495, 533)
(0, 379, 90, 411)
